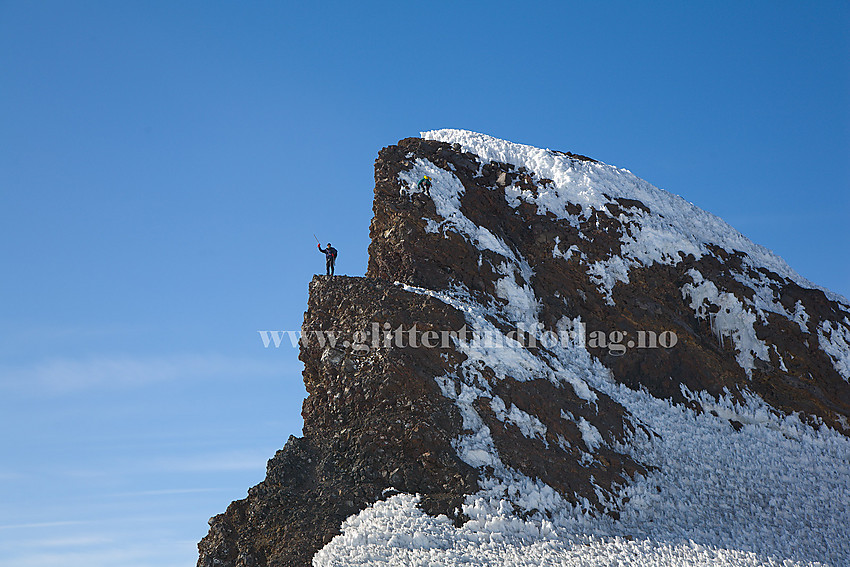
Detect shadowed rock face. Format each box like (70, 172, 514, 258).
(368, 137, 849, 429)
(198, 137, 850, 567)
(198, 276, 479, 567)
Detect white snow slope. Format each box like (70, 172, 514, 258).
(314, 131, 850, 567)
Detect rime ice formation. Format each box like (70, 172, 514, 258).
(198, 132, 850, 567)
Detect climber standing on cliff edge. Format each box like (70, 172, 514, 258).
(315, 235, 337, 276)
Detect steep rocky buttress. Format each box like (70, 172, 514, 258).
(198, 131, 850, 567)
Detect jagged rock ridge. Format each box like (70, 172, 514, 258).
(198, 131, 850, 567)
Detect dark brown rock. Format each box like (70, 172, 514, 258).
(198, 136, 850, 567)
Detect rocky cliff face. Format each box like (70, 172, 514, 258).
(197, 131, 850, 567)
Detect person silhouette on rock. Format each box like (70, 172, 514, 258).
(318, 243, 337, 276)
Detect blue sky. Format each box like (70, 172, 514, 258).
(1, 1, 848, 565)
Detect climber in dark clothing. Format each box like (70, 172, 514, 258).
(318, 243, 337, 276)
(417, 175, 432, 197)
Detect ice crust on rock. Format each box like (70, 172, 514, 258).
(320, 276, 850, 566)
(681, 268, 770, 376)
(317, 356, 850, 566)
(422, 129, 849, 308)
(818, 318, 850, 381)
(315, 131, 850, 566)
(406, 131, 847, 381)
(314, 493, 838, 567)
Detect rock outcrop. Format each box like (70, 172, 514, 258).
(198, 131, 850, 567)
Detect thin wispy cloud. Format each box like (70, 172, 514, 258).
(154, 449, 271, 473)
(0, 520, 90, 531)
(0, 516, 202, 567)
(3, 543, 194, 567)
(21, 536, 113, 548)
(0, 354, 290, 395)
(109, 487, 224, 497)
(0, 469, 23, 481)
(0, 452, 274, 485)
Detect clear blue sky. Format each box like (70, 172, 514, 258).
(1, 2, 847, 565)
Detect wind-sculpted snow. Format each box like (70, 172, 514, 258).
(399, 159, 523, 266)
(314, 494, 835, 567)
(314, 281, 850, 566)
(316, 354, 850, 565)
(681, 268, 770, 376)
(200, 131, 850, 567)
(398, 131, 850, 404)
(818, 318, 850, 381)
(315, 131, 850, 566)
(399, 283, 598, 404)
(422, 129, 849, 308)
(398, 160, 540, 328)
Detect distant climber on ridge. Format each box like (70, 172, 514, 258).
(417, 175, 432, 197)
(318, 242, 337, 276)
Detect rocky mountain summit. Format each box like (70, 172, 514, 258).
(198, 131, 850, 567)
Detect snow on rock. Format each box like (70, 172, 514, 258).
(818, 318, 850, 381)
(587, 256, 631, 306)
(399, 158, 541, 329)
(316, 370, 850, 566)
(314, 493, 832, 567)
(201, 131, 850, 567)
(600, 383, 850, 565)
(317, 131, 850, 566)
(490, 396, 548, 444)
(422, 129, 848, 307)
(399, 158, 519, 263)
(401, 283, 598, 404)
(397, 280, 849, 566)
(576, 417, 604, 452)
(681, 268, 770, 376)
